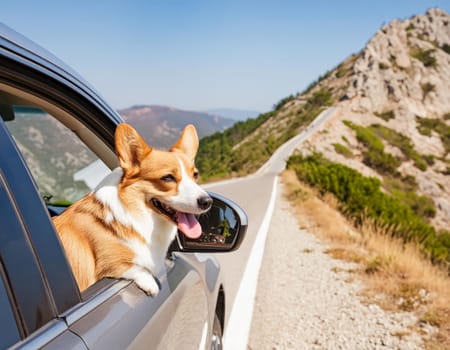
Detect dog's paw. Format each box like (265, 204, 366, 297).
(122, 266, 160, 296)
(134, 272, 160, 296)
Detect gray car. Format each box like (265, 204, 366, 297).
(0, 23, 247, 349)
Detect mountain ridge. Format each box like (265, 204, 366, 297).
(119, 104, 235, 149)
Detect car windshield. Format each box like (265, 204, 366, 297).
(5, 106, 110, 205)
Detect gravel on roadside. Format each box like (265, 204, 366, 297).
(247, 181, 426, 350)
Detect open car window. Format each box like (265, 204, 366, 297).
(0, 83, 118, 303)
(5, 105, 111, 208)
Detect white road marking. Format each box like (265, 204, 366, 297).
(222, 176, 278, 349)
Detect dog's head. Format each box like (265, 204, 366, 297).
(115, 123, 212, 239)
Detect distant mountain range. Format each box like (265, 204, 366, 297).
(205, 108, 261, 121)
(119, 105, 236, 149)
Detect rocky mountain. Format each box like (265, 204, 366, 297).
(119, 105, 235, 149)
(302, 8, 450, 231)
(198, 8, 450, 231)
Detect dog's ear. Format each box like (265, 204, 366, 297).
(115, 123, 152, 174)
(170, 124, 199, 162)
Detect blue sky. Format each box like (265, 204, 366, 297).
(1, 1, 449, 112)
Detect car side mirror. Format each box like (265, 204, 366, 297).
(176, 192, 248, 252)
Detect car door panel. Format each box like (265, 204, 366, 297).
(68, 255, 210, 349)
(130, 255, 211, 350)
(41, 331, 88, 350)
(12, 320, 88, 350)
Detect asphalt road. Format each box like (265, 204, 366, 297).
(202, 107, 336, 349)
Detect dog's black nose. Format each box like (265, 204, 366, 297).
(198, 196, 213, 210)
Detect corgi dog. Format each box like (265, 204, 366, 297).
(53, 123, 212, 295)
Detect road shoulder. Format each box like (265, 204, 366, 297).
(247, 180, 426, 350)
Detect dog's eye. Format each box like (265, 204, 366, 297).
(193, 171, 199, 180)
(161, 174, 176, 183)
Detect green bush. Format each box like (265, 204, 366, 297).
(422, 154, 435, 166)
(363, 149, 401, 175)
(421, 83, 435, 99)
(384, 176, 417, 193)
(416, 117, 432, 136)
(441, 43, 450, 55)
(333, 143, 353, 158)
(411, 48, 437, 68)
(370, 124, 410, 152)
(302, 53, 359, 94)
(404, 192, 436, 219)
(413, 158, 427, 171)
(273, 95, 295, 111)
(370, 124, 430, 171)
(344, 121, 401, 175)
(286, 153, 448, 265)
(308, 89, 333, 107)
(374, 110, 395, 121)
(336, 63, 351, 78)
(344, 121, 384, 151)
(303, 71, 332, 94)
(416, 116, 450, 154)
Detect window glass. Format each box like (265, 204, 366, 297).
(5, 106, 110, 205)
(0, 266, 21, 349)
(0, 173, 54, 334)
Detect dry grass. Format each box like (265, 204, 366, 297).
(281, 170, 450, 349)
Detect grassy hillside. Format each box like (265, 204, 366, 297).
(197, 89, 333, 181)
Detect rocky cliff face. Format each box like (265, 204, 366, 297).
(293, 8, 450, 230)
(348, 8, 450, 120)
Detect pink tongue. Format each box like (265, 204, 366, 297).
(177, 212, 202, 239)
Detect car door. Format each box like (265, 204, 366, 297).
(65, 254, 212, 350)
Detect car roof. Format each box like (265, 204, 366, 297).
(0, 22, 122, 125)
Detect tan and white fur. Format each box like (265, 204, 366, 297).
(53, 123, 212, 295)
